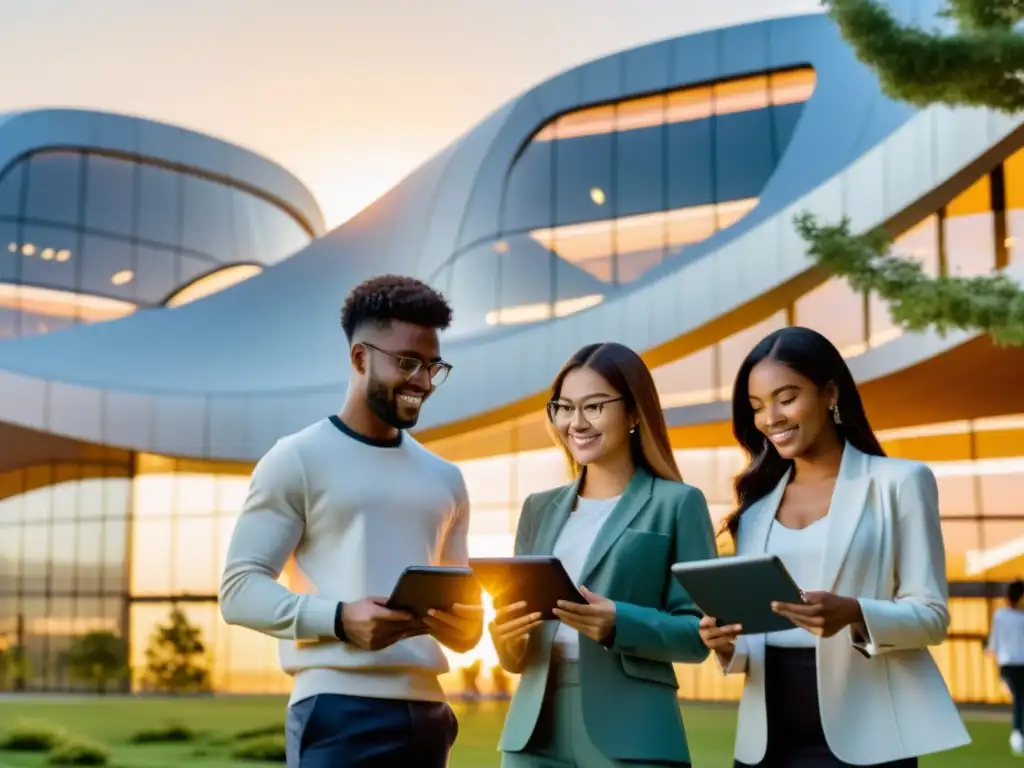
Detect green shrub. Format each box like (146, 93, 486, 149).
(231, 734, 286, 762)
(0, 718, 65, 751)
(47, 738, 109, 766)
(234, 723, 284, 740)
(128, 721, 195, 743)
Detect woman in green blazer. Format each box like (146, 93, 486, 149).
(490, 342, 717, 767)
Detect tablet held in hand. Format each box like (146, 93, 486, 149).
(385, 566, 482, 618)
(469, 556, 586, 620)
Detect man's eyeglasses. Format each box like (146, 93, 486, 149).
(362, 343, 453, 387)
(546, 397, 623, 424)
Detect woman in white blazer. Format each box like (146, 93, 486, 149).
(699, 326, 970, 767)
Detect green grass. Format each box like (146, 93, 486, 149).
(0, 696, 1014, 766)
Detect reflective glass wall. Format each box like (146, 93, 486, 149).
(0, 150, 314, 339)
(431, 69, 816, 336)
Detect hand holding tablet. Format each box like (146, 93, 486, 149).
(385, 566, 482, 618)
(469, 556, 587, 620)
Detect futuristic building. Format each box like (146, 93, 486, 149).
(2, 2, 1024, 703)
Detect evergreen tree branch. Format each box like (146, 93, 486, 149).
(794, 212, 1024, 346)
(822, 0, 1024, 112)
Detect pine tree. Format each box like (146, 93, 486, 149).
(142, 607, 212, 693)
(796, 0, 1024, 345)
(64, 631, 129, 695)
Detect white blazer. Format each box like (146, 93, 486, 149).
(723, 444, 970, 766)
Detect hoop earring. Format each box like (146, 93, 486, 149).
(830, 403, 842, 425)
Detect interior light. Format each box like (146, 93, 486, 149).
(111, 269, 134, 286)
(55, 249, 71, 262)
(21, 243, 35, 256)
(590, 188, 606, 206)
(40, 248, 54, 261)
(492, 240, 509, 254)
(6, 242, 15, 253)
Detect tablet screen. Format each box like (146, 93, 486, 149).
(469, 556, 585, 620)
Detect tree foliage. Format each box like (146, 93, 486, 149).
(64, 631, 129, 695)
(796, 0, 1024, 345)
(142, 606, 211, 693)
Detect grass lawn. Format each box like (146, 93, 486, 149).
(0, 696, 1013, 766)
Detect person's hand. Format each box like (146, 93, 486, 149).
(424, 603, 485, 653)
(489, 601, 543, 660)
(552, 586, 616, 643)
(772, 591, 864, 638)
(341, 597, 424, 651)
(698, 615, 741, 663)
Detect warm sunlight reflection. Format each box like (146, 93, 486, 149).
(485, 293, 604, 325)
(164, 263, 263, 308)
(0, 283, 136, 323)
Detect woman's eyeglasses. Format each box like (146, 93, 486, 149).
(546, 397, 623, 424)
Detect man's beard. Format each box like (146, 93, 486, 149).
(366, 377, 419, 430)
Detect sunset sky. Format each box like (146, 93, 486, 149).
(0, 0, 821, 229)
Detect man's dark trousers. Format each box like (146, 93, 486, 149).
(285, 693, 458, 767)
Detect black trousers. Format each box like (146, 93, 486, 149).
(1001, 664, 1024, 732)
(735, 647, 918, 768)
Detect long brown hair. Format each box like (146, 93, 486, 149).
(547, 342, 682, 482)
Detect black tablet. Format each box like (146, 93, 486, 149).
(670, 555, 806, 635)
(469, 556, 586, 621)
(385, 566, 481, 617)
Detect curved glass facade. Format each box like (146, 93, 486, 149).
(0, 150, 314, 339)
(435, 68, 816, 337)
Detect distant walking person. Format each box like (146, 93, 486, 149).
(220, 275, 482, 768)
(699, 326, 970, 767)
(988, 579, 1024, 756)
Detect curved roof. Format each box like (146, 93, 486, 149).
(0, 108, 325, 237)
(0, 3, 1017, 461)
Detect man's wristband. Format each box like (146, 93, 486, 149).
(334, 602, 348, 643)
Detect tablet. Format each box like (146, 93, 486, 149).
(670, 555, 805, 635)
(469, 556, 586, 621)
(385, 566, 481, 617)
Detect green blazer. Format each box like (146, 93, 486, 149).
(496, 467, 717, 764)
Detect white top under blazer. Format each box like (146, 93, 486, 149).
(721, 444, 971, 766)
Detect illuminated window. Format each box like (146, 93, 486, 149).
(945, 176, 995, 277)
(164, 263, 263, 308)
(1002, 147, 1024, 263)
(794, 277, 867, 358)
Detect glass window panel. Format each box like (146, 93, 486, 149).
(505, 136, 554, 233)
(979, 472, 1024, 517)
(134, 473, 176, 517)
(673, 449, 718, 499)
(0, 305, 17, 339)
(20, 224, 76, 292)
(933, 472, 977, 518)
(248, 199, 311, 266)
(770, 69, 817, 106)
(1004, 148, 1024, 263)
(21, 523, 49, 595)
(0, 161, 24, 217)
(496, 235, 559, 327)
(135, 243, 177, 304)
(49, 520, 76, 595)
(868, 216, 940, 347)
(944, 176, 994, 277)
(794, 277, 867, 357)
(555, 109, 614, 227)
(718, 311, 788, 400)
(0, 521, 19, 586)
(24, 152, 81, 226)
(616, 211, 667, 283)
(0, 218, 18, 284)
(182, 175, 234, 259)
(176, 473, 218, 517)
(179, 254, 214, 287)
(446, 245, 499, 336)
(715, 75, 770, 116)
(76, 518, 105, 595)
(652, 346, 716, 408)
(460, 455, 513, 507)
(130, 517, 174, 596)
(172, 516, 219, 595)
(84, 154, 135, 236)
(80, 235, 135, 301)
(941, 519, 982, 581)
(215, 475, 249, 516)
(616, 96, 665, 219)
(21, 596, 47, 688)
(137, 165, 180, 247)
(666, 110, 713, 216)
(22, 474, 53, 524)
(529, 220, 612, 286)
(129, 602, 219, 691)
(513, 448, 570, 502)
(102, 515, 127, 593)
(971, 519, 1024, 582)
(715, 110, 774, 203)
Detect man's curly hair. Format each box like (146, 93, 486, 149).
(341, 274, 453, 342)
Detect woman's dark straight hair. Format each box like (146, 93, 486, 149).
(548, 342, 682, 483)
(724, 326, 886, 539)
